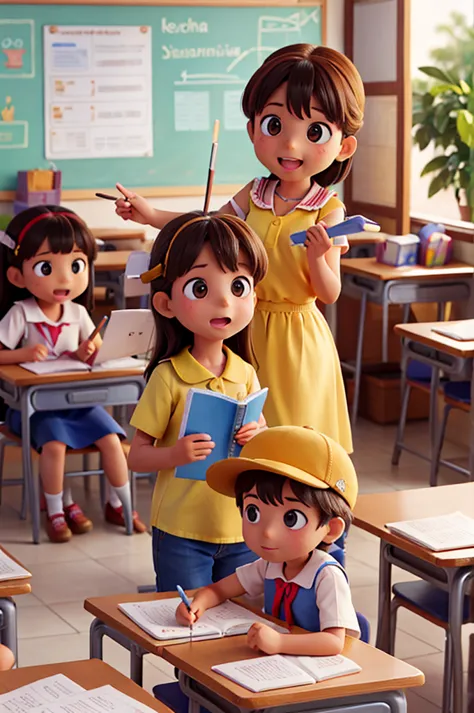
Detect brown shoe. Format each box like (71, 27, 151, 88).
(104, 502, 147, 533)
(64, 503, 93, 535)
(45, 513, 72, 543)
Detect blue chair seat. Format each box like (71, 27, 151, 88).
(406, 361, 432, 383)
(153, 682, 211, 713)
(393, 581, 471, 623)
(443, 381, 471, 405)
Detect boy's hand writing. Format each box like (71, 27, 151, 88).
(176, 601, 199, 627)
(76, 339, 96, 362)
(305, 222, 332, 259)
(247, 622, 283, 655)
(115, 183, 157, 226)
(235, 421, 259, 445)
(23, 344, 48, 362)
(173, 434, 215, 465)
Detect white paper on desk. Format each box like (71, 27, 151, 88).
(93, 310, 154, 365)
(0, 549, 31, 581)
(19, 358, 90, 375)
(0, 674, 84, 712)
(29, 685, 158, 713)
(386, 511, 474, 551)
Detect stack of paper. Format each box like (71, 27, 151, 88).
(386, 511, 474, 551)
(0, 549, 31, 581)
(0, 674, 158, 713)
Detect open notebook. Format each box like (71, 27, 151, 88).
(20, 309, 153, 374)
(0, 674, 157, 713)
(212, 654, 361, 692)
(386, 511, 474, 551)
(0, 548, 31, 581)
(118, 599, 287, 642)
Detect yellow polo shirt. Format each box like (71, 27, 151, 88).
(130, 346, 260, 543)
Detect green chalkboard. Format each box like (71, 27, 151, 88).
(0, 3, 323, 194)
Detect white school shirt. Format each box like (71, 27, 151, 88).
(0, 298, 95, 357)
(236, 548, 360, 638)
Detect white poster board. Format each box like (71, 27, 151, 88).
(44, 25, 153, 159)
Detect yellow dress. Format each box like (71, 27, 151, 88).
(245, 178, 352, 453)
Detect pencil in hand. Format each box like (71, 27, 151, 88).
(203, 120, 220, 214)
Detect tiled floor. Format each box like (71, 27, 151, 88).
(1, 417, 473, 712)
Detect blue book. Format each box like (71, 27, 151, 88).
(175, 388, 268, 481)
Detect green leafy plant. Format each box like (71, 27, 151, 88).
(412, 12, 474, 221)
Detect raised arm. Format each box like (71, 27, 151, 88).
(306, 206, 345, 305)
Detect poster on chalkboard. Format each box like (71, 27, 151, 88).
(43, 25, 153, 160)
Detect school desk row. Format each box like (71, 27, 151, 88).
(4, 480, 474, 711)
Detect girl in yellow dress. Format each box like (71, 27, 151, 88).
(115, 45, 365, 453)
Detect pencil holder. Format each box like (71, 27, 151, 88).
(417, 223, 452, 267)
(14, 170, 62, 214)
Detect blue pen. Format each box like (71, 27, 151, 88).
(177, 585, 193, 640)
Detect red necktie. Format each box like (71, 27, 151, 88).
(35, 323, 69, 348)
(272, 578, 299, 627)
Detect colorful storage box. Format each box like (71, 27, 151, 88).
(376, 234, 420, 267)
(16, 170, 62, 208)
(418, 223, 452, 267)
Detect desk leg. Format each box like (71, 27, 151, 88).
(448, 568, 472, 713)
(429, 365, 440, 459)
(21, 388, 40, 544)
(0, 598, 17, 666)
(130, 643, 144, 686)
(325, 302, 337, 339)
(351, 291, 367, 426)
(375, 541, 392, 652)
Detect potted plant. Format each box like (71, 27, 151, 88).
(412, 12, 474, 222)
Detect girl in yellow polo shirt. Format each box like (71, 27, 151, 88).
(128, 212, 268, 591)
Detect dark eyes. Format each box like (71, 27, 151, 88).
(260, 115, 282, 137)
(231, 277, 251, 298)
(244, 504, 260, 523)
(307, 122, 332, 144)
(183, 278, 208, 300)
(72, 258, 86, 274)
(283, 510, 308, 530)
(33, 261, 52, 277)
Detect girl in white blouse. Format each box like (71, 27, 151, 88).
(0, 205, 146, 543)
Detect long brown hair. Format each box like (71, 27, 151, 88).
(145, 211, 268, 381)
(242, 44, 365, 186)
(0, 205, 97, 320)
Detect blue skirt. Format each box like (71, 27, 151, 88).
(7, 407, 126, 452)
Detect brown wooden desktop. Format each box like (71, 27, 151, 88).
(354, 483, 474, 713)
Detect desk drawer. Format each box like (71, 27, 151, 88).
(32, 382, 142, 411)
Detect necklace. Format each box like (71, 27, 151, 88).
(274, 188, 305, 203)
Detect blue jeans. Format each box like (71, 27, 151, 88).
(152, 527, 258, 592)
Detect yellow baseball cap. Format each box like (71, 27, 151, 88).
(206, 426, 358, 509)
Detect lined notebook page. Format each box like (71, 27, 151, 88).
(0, 549, 31, 581)
(386, 511, 474, 551)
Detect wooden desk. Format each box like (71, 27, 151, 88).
(95, 250, 132, 273)
(0, 364, 145, 544)
(339, 258, 474, 425)
(0, 659, 172, 712)
(0, 546, 31, 665)
(392, 320, 474, 478)
(354, 483, 474, 713)
(161, 632, 423, 712)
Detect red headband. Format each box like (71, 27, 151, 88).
(15, 212, 84, 253)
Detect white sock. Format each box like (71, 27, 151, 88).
(109, 482, 132, 512)
(44, 492, 64, 518)
(63, 487, 74, 508)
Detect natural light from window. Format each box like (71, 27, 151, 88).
(411, 0, 474, 223)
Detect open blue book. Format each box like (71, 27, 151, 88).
(175, 388, 268, 481)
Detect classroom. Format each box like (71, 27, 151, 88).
(0, 0, 474, 712)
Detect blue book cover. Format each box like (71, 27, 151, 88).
(175, 388, 268, 481)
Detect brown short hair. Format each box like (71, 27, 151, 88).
(242, 44, 365, 186)
(234, 469, 353, 532)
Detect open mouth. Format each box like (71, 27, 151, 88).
(278, 157, 303, 171)
(210, 317, 231, 328)
(53, 289, 70, 298)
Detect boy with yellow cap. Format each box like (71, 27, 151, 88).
(176, 426, 360, 657)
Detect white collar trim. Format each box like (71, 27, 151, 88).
(16, 297, 82, 326)
(265, 549, 339, 589)
(250, 177, 336, 214)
